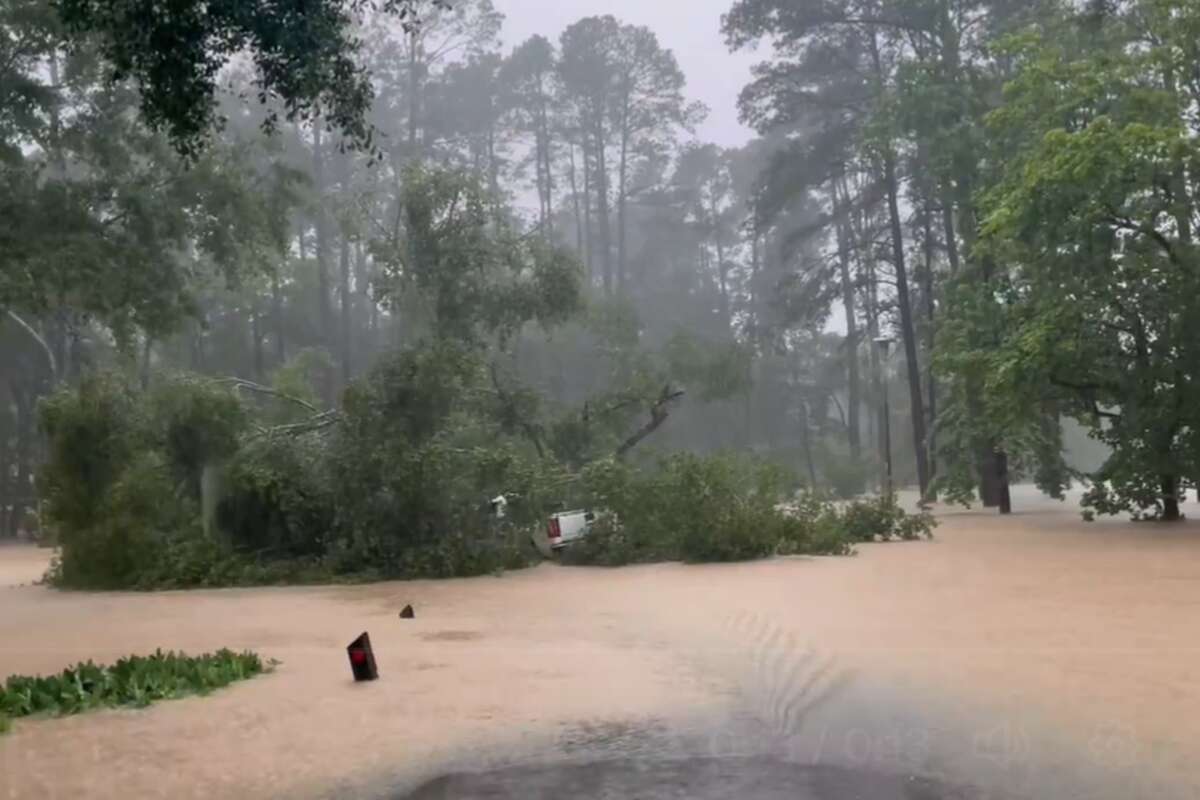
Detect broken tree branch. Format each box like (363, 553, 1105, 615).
(614, 384, 686, 460)
(254, 408, 343, 437)
(213, 377, 320, 413)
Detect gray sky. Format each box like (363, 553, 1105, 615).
(493, 0, 760, 148)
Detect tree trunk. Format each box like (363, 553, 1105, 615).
(189, 317, 206, 372)
(140, 336, 153, 390)
(353, 241, 373, 359)
(407, 29, 421, 158)
(865, 257, 883, 487)
(972, 213, 1012, 510)
(251, 300, 265, 382)
(712, 197, 731, 329)
(799, 399, 819, 487)
(750, 230, 761, 333)
(617, 104, 630, 293)
(339, 232, 353, 388)
(866, 31, 928, 495)
(568, 142, 584, 259)
(834, 178, 861, 461)
(922, 198, 938, 499)
(539, 97, 554, 238)
(996, 451, 1012, 514)
(940, 187, 961, 275)
(581, 139, 594, 278)
(271, 273, 286, 366)
(614, 386, 685, 459)
(1161, 475, 1181, 521)
(66, 318, 82, 383)
(534, 118, 548, 231)
(594, 123, 613, 294)
(881, 149, 930, 497)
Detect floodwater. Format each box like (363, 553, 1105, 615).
(2, 486, 1200, 799)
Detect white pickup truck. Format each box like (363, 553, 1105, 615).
(534, 509, 595, 556)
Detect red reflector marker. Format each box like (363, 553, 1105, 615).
(347, 632, 379, 682)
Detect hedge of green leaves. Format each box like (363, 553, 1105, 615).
(0, 649, 271, 733)
(560, 453, 936, 567)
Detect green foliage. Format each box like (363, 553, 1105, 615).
(41, 354, 928, 586)
(838, 495, 937, 543)
(0, 649, 270, 730)
(933, 1, 1200, 520)
(665, 453, 792, 562)
(149, 376, 246, 499)
(773, 491, 854, 557)
(217, 432, 333, 558)
(37, 371, 145, 535)
(327, 344, 547, 576)
(563, 453, 928, 567)
(41, 372, 252, 588)
(45, 451, 194, 589)
(2, 81, 302, 341)
(375, 165, 583, 347)
(56, 0, 451, 155)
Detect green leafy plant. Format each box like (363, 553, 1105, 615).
(0, 649, 272, 733)
(838, 494, 937, 542)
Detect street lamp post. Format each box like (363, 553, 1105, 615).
(874, 336, 895, 496)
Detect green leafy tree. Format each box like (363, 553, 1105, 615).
(374, 164, 583, 347)
(55, 0, 453, 155)
(945, 0, 1200, 520)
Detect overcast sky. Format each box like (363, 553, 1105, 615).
(492, 0, 760, 148)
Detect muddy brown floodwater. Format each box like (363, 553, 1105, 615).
(3, 486, 1200, 799)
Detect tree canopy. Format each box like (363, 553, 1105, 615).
(55, 0, 451, 155)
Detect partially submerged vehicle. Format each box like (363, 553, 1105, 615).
(488, 496, 602, 558)
(527, 510, 599, 557)
(545, 510, 596, 551)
